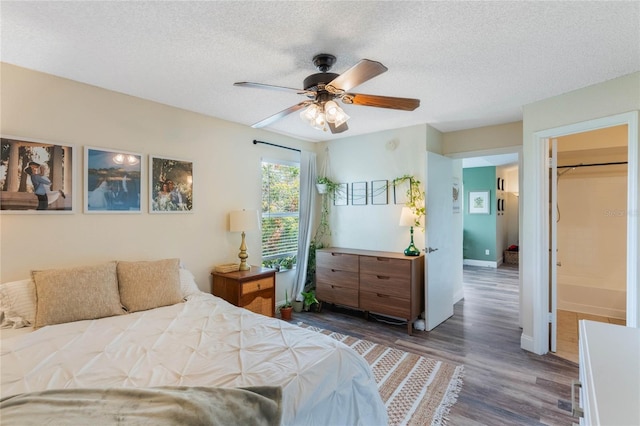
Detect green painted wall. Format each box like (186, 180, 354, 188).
(463, 167, 497, 261)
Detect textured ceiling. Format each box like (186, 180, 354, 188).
(1, 1, 639, 142)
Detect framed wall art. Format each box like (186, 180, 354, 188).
(371, 180, 388, 205)
(149, 155, 193, 213)
(469, 190, 490, 214)
(452, 178, 461, 213)
(394, 178, 411, 204)
(1, 136, 75, 214)
(84, 147, 142, 213)
(351, 181, 367, 205)
(334, 183, 348, 206)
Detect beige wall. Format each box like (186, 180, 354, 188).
(0, 63, 316, 305)
(443, 121, 523, 155)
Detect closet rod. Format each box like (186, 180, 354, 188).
(253, 139, 300, 153)
(557, 161, 627, 169)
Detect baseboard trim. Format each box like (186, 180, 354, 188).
(463, 259, 498, 268)
(520, 333, 537, 353)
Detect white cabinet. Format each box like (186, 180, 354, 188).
(576, 320, 640, 425)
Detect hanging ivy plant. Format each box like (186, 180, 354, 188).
(392, 174, 425, 228)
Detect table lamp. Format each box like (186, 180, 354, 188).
(399, 207, 421, 256)
(229, 209, 260, 271)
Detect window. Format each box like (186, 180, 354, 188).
(261, 160, 300, 270)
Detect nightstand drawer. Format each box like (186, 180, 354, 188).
(211, 267, 276, 317)
(241, 277, 274, 295)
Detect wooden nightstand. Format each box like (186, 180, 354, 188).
(211, 266, 276, 317)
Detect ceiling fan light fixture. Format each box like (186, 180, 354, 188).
(324, 100, 339, 122)
(332, 107, 349, 128)
(300, 103, 320, 124)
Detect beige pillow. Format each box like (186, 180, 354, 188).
(117, 258, 183, 313)
(32, 262, 124, 329)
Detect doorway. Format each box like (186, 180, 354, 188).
(552, 125, 629, 362)
(532, 111, 639, 356)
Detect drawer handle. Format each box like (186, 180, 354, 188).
(571, 380, 583, 418)
(376, 293, 390, 298)
(331, 253, 342, 256)
(377, 275, 390, 280)
(376, 257, 390, 261)
(257, 283, 261, 290)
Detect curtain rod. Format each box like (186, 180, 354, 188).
(253, 140, 301, 153)
(558, 161, 627, 169)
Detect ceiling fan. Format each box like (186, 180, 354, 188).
(234, 54, 420, 134)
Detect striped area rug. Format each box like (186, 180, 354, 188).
(302, 325, 464, 426)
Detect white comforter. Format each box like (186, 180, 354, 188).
(1, 293, 387, 425)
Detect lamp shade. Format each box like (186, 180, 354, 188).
(229, 209, 259, 233)
(399, 207, 418, 227)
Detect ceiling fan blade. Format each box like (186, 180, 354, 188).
(251, 101, 310, 128)
(326, 59, 388, 92)
(342, 93, 420, 111)
(328, 121, 349, 134)
(234, 82, 313, 96)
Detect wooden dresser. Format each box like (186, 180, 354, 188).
(211, 266, 276, 317)
(316, 247, 424, 334)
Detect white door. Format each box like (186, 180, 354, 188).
(425, 152, 454, 331)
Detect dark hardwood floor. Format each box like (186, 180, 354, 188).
(298, 264, 580, 426)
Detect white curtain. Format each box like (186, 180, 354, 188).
(293, 150, 316, 301)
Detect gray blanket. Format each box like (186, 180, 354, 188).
(0, 386, 282, 426)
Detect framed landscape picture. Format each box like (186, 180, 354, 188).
(84, 147, 142, 213)
(149, 155, 193, 213)
(0, 136, 75, 214)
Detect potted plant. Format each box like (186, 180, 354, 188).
(316, 176, 339, 195)
(292, 299, 304, 313)
(392, 175, 425, 227)
(301, 290, 319, 312)
(279, 290, 293, 320)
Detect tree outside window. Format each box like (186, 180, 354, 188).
(261, 160, 300, 271)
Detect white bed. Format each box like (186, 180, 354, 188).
(0, 261, 387, 425)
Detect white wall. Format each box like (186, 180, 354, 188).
(0, 63, 315, 306)
(318, 125, 428, 253)
(521, 71, 640, 354)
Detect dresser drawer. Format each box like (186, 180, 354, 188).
(241, 277, 274, 296)
(360, 256, 410, 278)
(316, 282, 359, 308)
(316, 267, 359, 289)
(360, 290, 410, 318)
(317, 251, 359, 272)
(359, 272, 410, 298)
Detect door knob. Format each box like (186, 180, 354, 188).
(426, 247, 438, 253)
